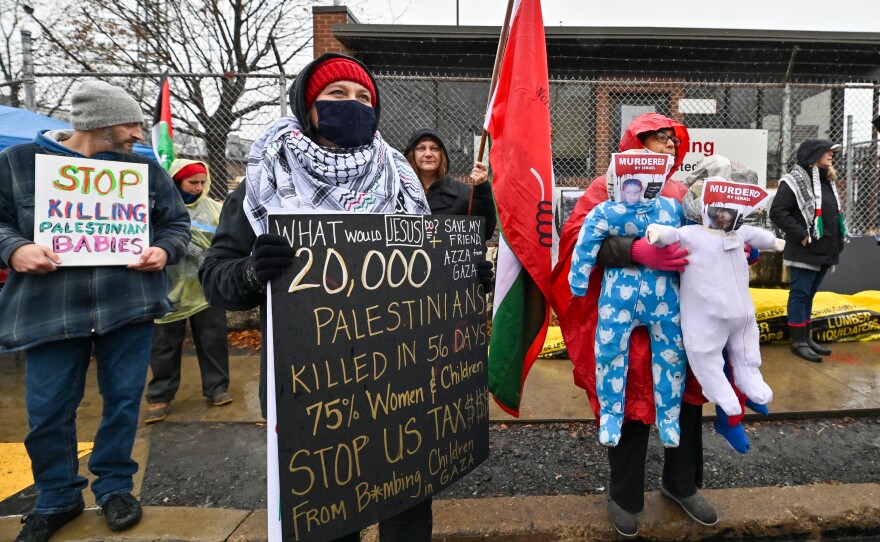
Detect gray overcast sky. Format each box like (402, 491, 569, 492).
(353, 0, 877, 32)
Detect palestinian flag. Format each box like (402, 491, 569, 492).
(151, 74, 174, 171)
(484, 0, 553, 417)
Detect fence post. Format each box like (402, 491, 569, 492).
(845, 114, 854, 211)
(279, 75, 287, 118)
(780, 84, 791, 171)
(20, 29, 36, 112)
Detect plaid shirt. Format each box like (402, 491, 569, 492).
(0, 131, 190, 351)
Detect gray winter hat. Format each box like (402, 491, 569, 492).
(70, 80, 143, 130)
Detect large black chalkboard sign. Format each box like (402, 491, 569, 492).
(269, 213, 489, 542)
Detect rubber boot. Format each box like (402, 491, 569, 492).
(789, 325, 822, 362)
(805, 322, 831, 356)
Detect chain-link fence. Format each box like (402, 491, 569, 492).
(29, 72, 880, 235)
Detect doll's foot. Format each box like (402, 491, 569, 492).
(745, 399, 769, 416)
(713, 418, 750, 453)
(657, 420, 680, 448)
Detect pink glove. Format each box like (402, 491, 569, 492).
(630, 237, 688, 272)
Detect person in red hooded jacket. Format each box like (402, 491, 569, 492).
(550, 113, 717, 536)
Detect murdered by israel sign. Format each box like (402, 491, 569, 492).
(268, 213, 489, 542)
(33, 154, 150, 266)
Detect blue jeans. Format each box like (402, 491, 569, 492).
(787, 265, 830, 325)
(24, 321, 153, 514)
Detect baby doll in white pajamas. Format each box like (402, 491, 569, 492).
(646, 176, 783, 417)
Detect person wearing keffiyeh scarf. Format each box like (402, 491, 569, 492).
(198, 53, 434, 541)
(770, 139, 847, 363)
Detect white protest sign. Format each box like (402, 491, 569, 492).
(699, 177, 771, 233)
(34, 154, 150, 266)
(610, 153, 673, 203)
(671, 129, 769, 187)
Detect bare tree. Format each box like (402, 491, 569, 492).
(0, 0, 26, 107)
(28, 0, 312, 197)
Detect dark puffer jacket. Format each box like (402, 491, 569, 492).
(404, 128, 497, 238)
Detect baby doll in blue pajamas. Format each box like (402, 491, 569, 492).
(569, 159, 687, 448)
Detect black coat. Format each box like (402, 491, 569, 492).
(404, 128, 497, 239)
(426, 176, 497, 239)
(769, 170, 845, 267)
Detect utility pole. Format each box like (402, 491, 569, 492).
(20, 29, 36, 112)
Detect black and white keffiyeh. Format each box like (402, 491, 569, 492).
(778, 164, 846, 240)
(244, 117, 429, 235)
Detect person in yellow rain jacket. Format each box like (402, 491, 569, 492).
(145, 158, 230, 423)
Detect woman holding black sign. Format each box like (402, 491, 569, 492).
(199, 53, 433, 541)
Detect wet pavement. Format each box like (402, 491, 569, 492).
(1, 339, 879, 540)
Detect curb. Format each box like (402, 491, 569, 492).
(3, 483, 878, 541)
(432, 483, 880, 541)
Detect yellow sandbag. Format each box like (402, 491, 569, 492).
(752, 288, 880, 343)
(545, 290, 880, 356)
(539, 326, 568, 358)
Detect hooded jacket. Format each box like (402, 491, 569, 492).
(0, 129, 190, 351)
(549, 113, 704, 425)
(770, 139, 845, 267)
(156, 158, 222, 324)
(403, 128, 497, 238)
(289, 52, 381, 142)
(200, 53, 403, 418)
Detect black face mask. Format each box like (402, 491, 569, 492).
(314, 100, 376, 148)
(176, 185, 199, 204)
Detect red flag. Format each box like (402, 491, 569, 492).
(484, 0, 553, 416)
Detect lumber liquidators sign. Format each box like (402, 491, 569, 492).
(268, 213, 489, 542)
(34, 154, 149, 266)
(753, 289, 880, 343)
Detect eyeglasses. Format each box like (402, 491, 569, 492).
(652, 132, 681, 146)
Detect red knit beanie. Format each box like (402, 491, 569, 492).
(172, 162, 207, 183)
(305, 58, 376, 110)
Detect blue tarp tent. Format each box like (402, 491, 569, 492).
(0, 105, 157, 159)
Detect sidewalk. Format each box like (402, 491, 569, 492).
(1, 341, 879, 541)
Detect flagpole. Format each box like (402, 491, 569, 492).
(477, 0, 516, 163)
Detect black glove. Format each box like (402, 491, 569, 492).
(477, 260, 495, 293)
(251, 234, 295, 284)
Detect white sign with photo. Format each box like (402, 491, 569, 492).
(699, 177, 771, 233)
(33, 154, 150, 266)
(610, 153, 673, 203)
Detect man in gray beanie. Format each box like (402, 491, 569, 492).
(70, 80, 145, 131)
(62, 80, 146, 156)
(0, 80, 190, 542)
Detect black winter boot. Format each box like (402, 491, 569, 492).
(805, 323, 832, 356)
(790, 325, 822, 362)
